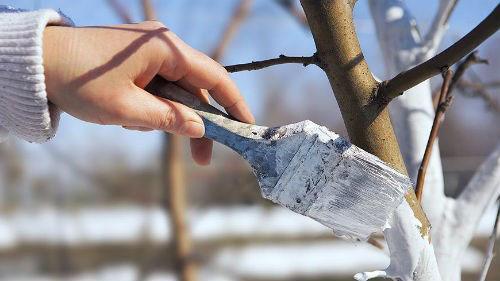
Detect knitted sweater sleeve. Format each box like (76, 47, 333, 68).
(0, 6, 73, 143)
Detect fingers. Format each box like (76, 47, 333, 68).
(111, 84, 205, 138)
(190, 138, 213, 165)
(175, 79, 210, 103)
(173, 82, 213, 165)
(156, 33, 255, 124)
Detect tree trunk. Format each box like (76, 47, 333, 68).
(163, 134, 197, 281)
(300, 1, 441, 280)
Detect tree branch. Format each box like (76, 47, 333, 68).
(378, 4, 499, 101)
(478, 200, 500, 281)
(483, 81, 500, 88)
(416, 52, 486, 202)
(141, 0, 156, 21)
(436, 143, 500, 278)
(225, 54, 319, 72)
(460, 80, 500, 89)
(456, 142, 500, 223)
(415, 69, 453, 202)
(211, 0, 253, 61)
(449, 52, 488, 91)
(423, 0, 459, 53)
(106, 0, 134, 24)
(457, 80, 500, 113)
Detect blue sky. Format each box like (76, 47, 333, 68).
(0, 0, 498, 172)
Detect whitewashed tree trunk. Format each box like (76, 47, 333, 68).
(369, 0, 500, 280)
(369, 0, 447, 235)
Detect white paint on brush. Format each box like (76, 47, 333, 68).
(258, 121, 411, 240)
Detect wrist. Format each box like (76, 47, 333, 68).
(43, 26, 73, 101)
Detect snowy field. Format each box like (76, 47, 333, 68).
(0, 205, 496, 247)
(0, 204, 495, 280)
(0, 206, 330, 247)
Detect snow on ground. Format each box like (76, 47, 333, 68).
(1, 264, 231, 281)
(0, 204, 492, 279)
(191, 206, 331, 240)
(0, 205, 331, 248)
(0, 204, 495, 248)
(212, 241, 389, 279)
(0, 203, 488, 281)
(211, 241, 484, 278)
(0, 245, 484, 281)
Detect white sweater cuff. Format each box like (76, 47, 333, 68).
(0, 7, 73, 142)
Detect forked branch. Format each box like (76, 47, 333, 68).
(377, 4, 499, 102)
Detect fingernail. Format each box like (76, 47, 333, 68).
(180, 121, 205, 138)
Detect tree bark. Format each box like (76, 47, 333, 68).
(300, 1, 440, 280)
(163, 134, 197, 281)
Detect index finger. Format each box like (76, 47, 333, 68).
(157, 34, 255, 124)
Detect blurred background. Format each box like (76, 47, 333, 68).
(0, 0, 498, 280)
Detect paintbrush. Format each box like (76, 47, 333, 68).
(146, 77, 411, 240)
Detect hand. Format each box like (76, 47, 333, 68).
(42, 21, 254, 165)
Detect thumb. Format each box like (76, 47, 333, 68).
(117, 85, 205, 138)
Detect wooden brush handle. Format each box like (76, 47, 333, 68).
(145, 76, 267, 153)
(145, 76, 231, 118)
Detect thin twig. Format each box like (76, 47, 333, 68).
(448, 51, 488, 93)
(483, 81, 500, 88)
(378, 4, 499, 101)
(211, 0, 253, 61)
(478, 200, 500, 281)
(457, 80, 500, 113)
(416, 52, 487, 201)
(432, 53, 494, 111)
(415, 69, 453, 202)
(461, 80, 500, 89)
(225, 54, 318, 72)
(106, 0, 134, 24)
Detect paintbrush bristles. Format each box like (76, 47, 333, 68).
(254, 121, 411, 240)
